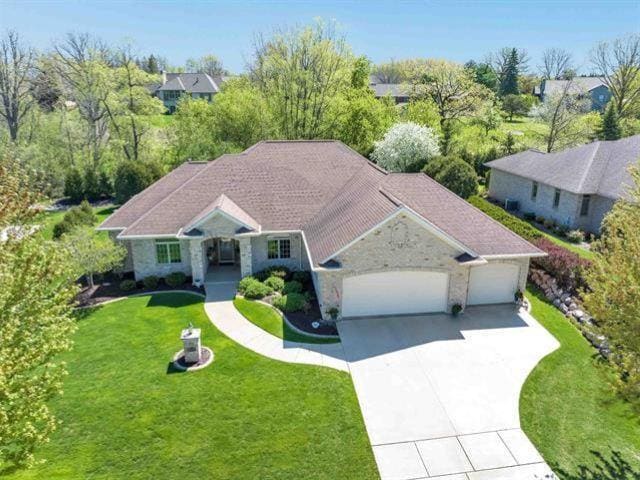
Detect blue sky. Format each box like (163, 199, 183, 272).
(1, 0, 639, 73)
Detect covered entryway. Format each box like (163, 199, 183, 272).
(467, 263, 520, 305)
(341, 271, 448, 318)
(203, 238, 241, 283)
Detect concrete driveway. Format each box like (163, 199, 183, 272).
(337, 304, 559, 480)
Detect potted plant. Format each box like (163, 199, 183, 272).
(326, 306, 339, 321)
(451, 303, 463, 317)
(514, 290, 525, 307)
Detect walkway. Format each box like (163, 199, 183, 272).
(337, 304, 559, 480)
(203, 278, 349, 372)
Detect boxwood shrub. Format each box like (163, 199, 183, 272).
(282, 280, 303, 295)
(255, 265, 291, 281)
(264, 275, 285, 292)
(243, 280, 273, 299)
(165, 272, 186, 287)
(238, 275, 258, 294)
(273, 292, 308, 313)
(143, 275, 159, 289)
(291, 271, 311, 284)
(119, 279, 137, 291)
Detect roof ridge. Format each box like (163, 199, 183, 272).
(121, 157, 233, 236)
(576, 141, 602, 192)
(176, 76, 185, 90)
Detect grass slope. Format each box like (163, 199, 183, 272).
(4, 293, 375, 480)
(521, 289, 640, 479)
(234, 297, 340, 344)
(36, 204, 116, 240)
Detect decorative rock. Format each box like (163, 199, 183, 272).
(564, 297, 572, 306)
(560, 293, 571, 303)
(560, 304, 569, 314)
(569, 302, 578, 310)
(572, 309, 584, 319)
(553, 298, 562, 308)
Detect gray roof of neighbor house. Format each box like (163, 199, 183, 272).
(100, 140, 543, 265)
(156, 73, 227, 93)
(370, 83, 410, 99)
(486, 135, 640, 200)
(541, 76, 607, 97)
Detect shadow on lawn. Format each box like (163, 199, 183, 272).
(146, 292, 203, 309)
(552, 450, 640, 480)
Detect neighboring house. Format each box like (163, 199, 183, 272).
(534, 76, 611, 111)
(486, 135, 640, 233)
(152, 71, 229, 113)
(369, 75, 410, 104)
(99, 141, 543, 319)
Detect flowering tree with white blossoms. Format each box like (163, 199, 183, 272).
(371, 122, 440, 172)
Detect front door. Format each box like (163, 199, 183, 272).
(218, 239, 235, 264)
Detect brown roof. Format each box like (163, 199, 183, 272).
(100, 140, 543, 265)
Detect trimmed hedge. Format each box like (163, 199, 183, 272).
(165, 272, 186, 287)
(531, 237, 590, 292)
(255, 265, 291, 281)
(467, 196, 543, 242)
(143, 276, 159, 289)
(119, 279, 137, 291)
(243, 281, 273, 299)
(264, 276, 285, 292)
(238, 275, 258, 294)
(282, 280, 303, 295)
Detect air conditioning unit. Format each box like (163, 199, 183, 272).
(504, 199, 519, 212)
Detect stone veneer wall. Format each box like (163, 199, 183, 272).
(131, 239, 191, 280)
(314, 214, 470, 319)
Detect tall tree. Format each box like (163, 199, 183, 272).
(499, 48, 521, 96)
(583, 164, 640, 403)
(591, 34, 640, 118)
(53, 33, 112, 166)
(372, 59, 404, 83)
(249, 20, 352, 139)
(0, 152, 78, 468)
(0, 31, 36, 141)
(599, 102, 622, 140)
(465, 60, 498, 91)
(533, 79, 591, 152)
(371, 122, 440, 172)
(146, 54, 159, 74)
(539, 48, 574, 79)
(185, 54, 227, 77)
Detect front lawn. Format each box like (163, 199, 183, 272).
(234, 297, 340, 344)
(521, 288, 640, 478)
(35, 203, 117, 240)
(4, 293, 376, 479)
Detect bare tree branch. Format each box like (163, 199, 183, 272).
(539, 48, 573, 79)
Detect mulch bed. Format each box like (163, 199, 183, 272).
(285, 298, 339, 336)
(173, 347, 213, 370)
(76, 272, 204, 307)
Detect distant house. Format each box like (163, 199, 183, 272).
(534, 76, 611, 111)
(152, 72, 229, 113)
(486, 135, 640, 233)
(369, 75, 410, 104)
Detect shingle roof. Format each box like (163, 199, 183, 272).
(486, 135, 640, 199)
(101, 140, 543, 265)
(370, 83, 410, 98)
(157, 73, 222, 93)
(541, 77, 607, 97)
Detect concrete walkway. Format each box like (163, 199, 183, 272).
(203, 279, 349, 372)
(338, 305, 559, 480)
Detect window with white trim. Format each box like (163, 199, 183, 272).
(267, 238, 291, 259)
(156, 239, 182, 264)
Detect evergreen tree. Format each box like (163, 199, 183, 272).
(599, 102, 622, 140)
(64, 167, 85, 203)
(146, 54, 159, 74)
(499, 48, 520, 96)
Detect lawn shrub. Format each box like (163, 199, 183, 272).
(238, 275, 258, 293)
(165, 272, 186, 287)
(143, 276, 159, 289)
(531, 237, 591, 292)
(543, 218, 556, 230)
(273, 292, 308, 313)
(535, 215, 545, 224)
(283, 280, 303, 295)
(255, 265, 291, 281)
(291, 270, 311, 284)
(467, 196, 542, 241)
(52, 200, 98, 239)
(119, 279, 137, 291)
(264, 275, 285, 292)
(243, 281, 273, 299)
(566, 230, 585, 243)
(523, 212, 535, 221)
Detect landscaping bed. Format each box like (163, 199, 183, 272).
(76, 272, 204, 307)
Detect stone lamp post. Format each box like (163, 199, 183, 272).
(181, 323, 202, 364)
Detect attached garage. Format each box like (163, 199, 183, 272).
(467, 263, 520, 305)
(341, 271, 449, 318)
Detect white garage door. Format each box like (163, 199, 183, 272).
(342, 271, 449, 318)
(467, 263, 520, 305)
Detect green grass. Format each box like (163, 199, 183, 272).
(234, 297, 340, 344)
(3, 293, 375, 479)
(538, 229, 596, 261)
(35, 204, 117, 241)
(521, 288, 640, 479)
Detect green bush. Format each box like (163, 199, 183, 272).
(165, 272, 186, 287)
(467, 196, 543, 242)
(238, 275, 258, 293)
(114, 161, 163, 204)
(84, 167, 101, 201)
(264, 276, 285, 292)
(535, 215, 545, 224)
(272, 292, 308, 313)
(566, 229, 585, 243)
(543, 218, 556, 230)
(52, 200, 98, 239)
(523, 212, 535, 221)
(282, 280, 303, 295)
(119, 279, 137, 291)
(143, 276, 159, 289)
(243, 281, 273, 299)
(434, 159, 478, 199)
(422, 155, 449, 178)
(64, 167, 85, 203)
(291, 270, 311, 284)
(255, 265, 291, 281)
